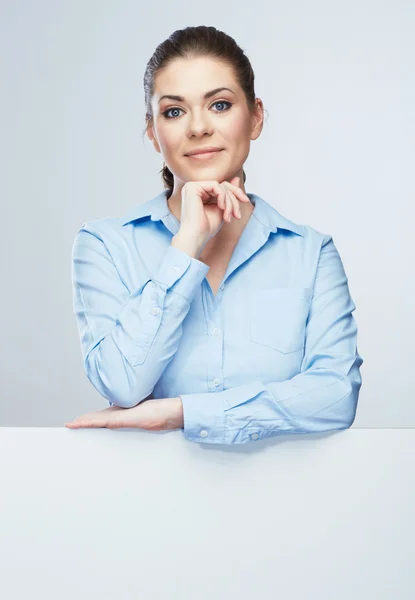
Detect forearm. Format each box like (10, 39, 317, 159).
(160, 396, 184, 430)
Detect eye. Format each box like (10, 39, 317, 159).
(162, 100, 233, 120)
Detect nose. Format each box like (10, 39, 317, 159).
(187, 110, 214, 137)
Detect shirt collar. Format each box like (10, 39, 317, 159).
(120, 189, 304, 237)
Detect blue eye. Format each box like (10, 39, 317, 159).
(162, 100, 233, 120)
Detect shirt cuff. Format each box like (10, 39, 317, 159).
(178, 382, 267, 444)
(153, 244, 210, 303)
(178, 392, 227, 444)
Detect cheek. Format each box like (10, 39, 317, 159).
(222, 112, 251, 141)
(155, 121, 182, 152)
(159, 132, 180, 152)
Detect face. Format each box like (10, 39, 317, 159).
(147, 56, 263, 191)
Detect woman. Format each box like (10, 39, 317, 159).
(66, 26, 363, 444)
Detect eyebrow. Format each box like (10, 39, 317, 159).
(158, 87, 235, 104)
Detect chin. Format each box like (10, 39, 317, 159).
(189, 164, 231, 175)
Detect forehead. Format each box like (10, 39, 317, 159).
(154, 56, 237, 96)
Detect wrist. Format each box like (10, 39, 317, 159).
(161, 396, 184, 430)
(171, 231, 206, 259)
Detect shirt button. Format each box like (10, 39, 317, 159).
(172, 266, 180, 272)
(200, 429, 208, 437)
(151, 307, 161, 316)
(213, 378, 221, 386)
(212, 328, 221, 335)
(251, 433, 259, 440)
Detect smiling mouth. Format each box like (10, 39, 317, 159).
(186, 149, 223, 160)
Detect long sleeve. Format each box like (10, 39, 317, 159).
(179, 235, 364, 444)
(72, 226, 209, 407)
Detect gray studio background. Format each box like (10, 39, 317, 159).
(1, 0, 413, 426)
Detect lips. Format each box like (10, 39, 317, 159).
(185, 149, 223, 161)
(185, 147, 223, 156)
(187, 150, 221, 163)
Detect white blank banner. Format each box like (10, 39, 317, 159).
(0, 428, 413, 599)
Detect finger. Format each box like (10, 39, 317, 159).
(216, 185, 228, 213)
(200, 181, 242, 219)
(199, 181, 228, 208)
(65, 419, 103, 428)
(213, 190, 228, 217)
(225, 182, 250, 203)
(222, 187, 239, 221)
(222, 183, 245, 218)
(228, 190, 242, 220)
(65, 413, 108, 428)
(223, 188, 234, 223)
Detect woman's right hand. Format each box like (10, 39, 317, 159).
(178, 176, 251, 245)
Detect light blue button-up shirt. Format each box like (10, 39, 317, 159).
(72, 189, 363, 444)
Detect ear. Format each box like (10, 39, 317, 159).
(250, 98, 264, 141)
(147, 121, 161, 153)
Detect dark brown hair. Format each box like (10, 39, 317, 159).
(141, 26, 267, 196)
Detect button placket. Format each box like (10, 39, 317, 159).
(209, 328, 223, 391)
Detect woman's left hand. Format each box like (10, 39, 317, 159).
(64, 397, 183, 431)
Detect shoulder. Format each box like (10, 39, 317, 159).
(262, 196, 332, 248)
(302, 223, 333, 247)
(76, 216, 124, 237)
(73, 216, 127, 247)
(71, 217, 129, 267)
(279, 216, 337, 272)
(281, 212, 333, 249)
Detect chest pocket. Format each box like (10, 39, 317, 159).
(248, 287, 312, 355)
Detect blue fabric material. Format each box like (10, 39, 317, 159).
(72, 189, 363, 444)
